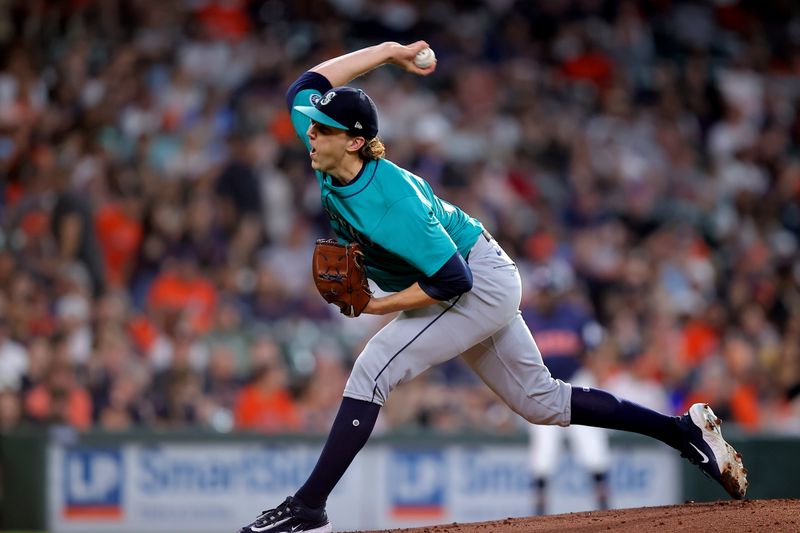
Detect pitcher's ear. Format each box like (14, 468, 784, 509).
(346, 136, 366, 153)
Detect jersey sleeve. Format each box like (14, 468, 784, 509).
(285, 71, 333, 152)
(371, 196, 458, 277)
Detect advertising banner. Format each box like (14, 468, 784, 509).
(48, 438, 679, 532)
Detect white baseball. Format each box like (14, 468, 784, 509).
(414, 47, 436, 69)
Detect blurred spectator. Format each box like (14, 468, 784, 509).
(183, 192, 226, 269)
(147, 247, 218, 336)
(297, 349, 348, 433)
(95, 183, 144, 289)
(24, 361, 92, 430)
(234, 338, 300, 433)
(0, 300, 27, 392)
(51, 180, 106, 297)
(247, 263, 299, 321)
(97, 373, 148, 431)
(54, 292, 93, 366)
(20, 336, 51, 395)
(596, 341, 671, 413)
(203, 298, 251, 378)
(215, 133, 264, 265)
(87, 325, 151, 429)
(149, 327, 205, 426)
(201, 343, 242, 430)
(0, 389, 22, 432)
(682, 335, 761, 431)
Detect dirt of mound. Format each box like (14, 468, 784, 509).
(351, 499, 800, 533)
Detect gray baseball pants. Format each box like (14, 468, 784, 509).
(343, 232, 572, 426)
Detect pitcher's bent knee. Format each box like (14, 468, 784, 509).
(513, 378, 572, 427)
(343, 355, 395, 406)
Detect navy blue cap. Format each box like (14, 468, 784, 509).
(294, 86, 379, 139)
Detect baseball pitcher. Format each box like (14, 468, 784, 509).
(238, 41, 747, 533)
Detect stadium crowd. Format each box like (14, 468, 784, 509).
(1, 0, 799, 436)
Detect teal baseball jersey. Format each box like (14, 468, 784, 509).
(290, 85, 483, 292)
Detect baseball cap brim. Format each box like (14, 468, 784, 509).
(294, 105, 349, 131)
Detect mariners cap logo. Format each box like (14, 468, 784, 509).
(309, 94, 321, 105)
(319, 91, 336, 106)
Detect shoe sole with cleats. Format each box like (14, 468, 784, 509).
(689, 403, 748, 500)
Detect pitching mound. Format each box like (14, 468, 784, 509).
(353, 499, 800, 533)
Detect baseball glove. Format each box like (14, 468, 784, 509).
(312, 239, 372, 317)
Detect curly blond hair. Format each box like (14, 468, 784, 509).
(358, 137, 386, 160)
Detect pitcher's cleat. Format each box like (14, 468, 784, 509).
(679, 403, 748, 499)
(239, 496, 331, 533)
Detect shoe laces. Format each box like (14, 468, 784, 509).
(254, 498, 293, 527)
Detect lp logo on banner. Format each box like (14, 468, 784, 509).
(388, 449, 446, 519)
(64, 448, 124, 519)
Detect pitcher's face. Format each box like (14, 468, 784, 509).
(306, 121, 350, 173)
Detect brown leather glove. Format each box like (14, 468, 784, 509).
(312, 239, 372, 317)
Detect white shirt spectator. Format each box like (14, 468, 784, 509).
(0, 338, 28, 392)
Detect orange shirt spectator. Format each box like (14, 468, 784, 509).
(147, 255, 218, 335)
(195, 0, 250, 41)
(25, 363, 92, 430)
(680, 318, 720, 366)
(729, 385, 761, 431)
(270, 109, 297, 146)
(682, 384, 760, 432)
(95, 201, 143, 289)
(562, 50, 614, 88)
(127, 314, 160, 354)
(235, 363, 300, 433)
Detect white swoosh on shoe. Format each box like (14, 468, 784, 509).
(689, 442, 709, 464)
(251, 517, 290, 532)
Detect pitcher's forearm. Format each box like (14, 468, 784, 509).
(310, 42, 396, 87)
(364, 283, 438, 315)
(310, 41, 435, 88)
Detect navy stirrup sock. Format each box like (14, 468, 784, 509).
(295, 397, 380, 509)
(570, 387, 683, 450)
